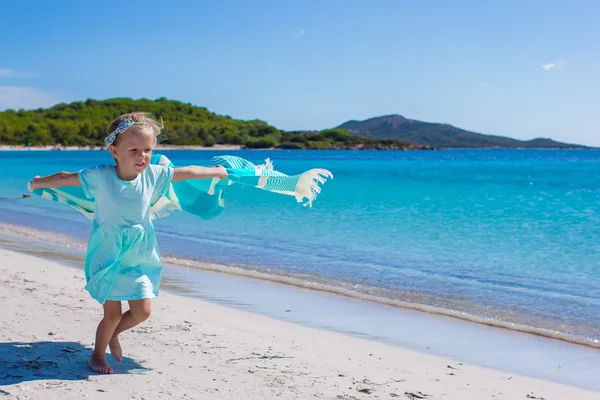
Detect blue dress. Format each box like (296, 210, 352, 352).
(78, 164, 173, 304)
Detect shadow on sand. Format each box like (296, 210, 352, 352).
(0, 341, 147, 386)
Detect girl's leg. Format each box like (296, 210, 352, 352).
(89, 301, 122, 374)
(109, 299, 152, 362)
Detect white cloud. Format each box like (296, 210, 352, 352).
(479, 81, 489, 87)
(294, 28, 305, 37)
(0, 68, 32, 78)
(542, 60, 567, 71)
(0, 86, 71, 110)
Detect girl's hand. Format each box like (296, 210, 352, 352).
(28, 176, 41, 191)
(214, 166, 228, 180)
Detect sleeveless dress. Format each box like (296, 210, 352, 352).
(78, 164, 173, 304)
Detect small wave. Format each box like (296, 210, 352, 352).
(0, 222, 86, 249)
(157, 229, 600, 306)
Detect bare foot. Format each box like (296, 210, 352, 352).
(109, 336, 123, 362)
(88, 354, 113, 374)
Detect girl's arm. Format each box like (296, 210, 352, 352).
(172, 165, 228, 183)
(29, 172, 81, 190)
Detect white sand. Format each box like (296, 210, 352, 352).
(0, 248, 597, 399)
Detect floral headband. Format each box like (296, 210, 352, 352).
(105, 118, 151, 146)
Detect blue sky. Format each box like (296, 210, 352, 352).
(1, 0, 598, 145)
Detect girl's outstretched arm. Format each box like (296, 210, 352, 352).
(29, 172, 81, 190)
(172, 165, 228, 183)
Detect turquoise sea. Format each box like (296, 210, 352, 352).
(1, 149, 599, 347)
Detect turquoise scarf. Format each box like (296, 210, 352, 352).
(31, 154, 333, 221)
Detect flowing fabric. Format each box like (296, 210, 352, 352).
(31, 154, 333, 221)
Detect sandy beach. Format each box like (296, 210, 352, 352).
(0, 248, 597, 399)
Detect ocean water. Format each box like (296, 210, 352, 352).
(1, 149, 599, 346)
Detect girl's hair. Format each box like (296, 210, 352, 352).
(107, 112, 163, 145)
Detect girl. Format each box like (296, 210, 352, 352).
(28, 112, 228, 374)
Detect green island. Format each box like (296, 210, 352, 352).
(0, 98, 585, 150)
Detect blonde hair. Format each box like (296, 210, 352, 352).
(107, 112, 163, 145)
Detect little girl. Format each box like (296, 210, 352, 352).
(29, 112, 228, 374)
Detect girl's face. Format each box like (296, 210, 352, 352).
(109, 126, 156, 177)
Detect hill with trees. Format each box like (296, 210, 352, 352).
(2, 100, 584, 150)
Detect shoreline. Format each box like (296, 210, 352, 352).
(164, 255, 600, 348)
(1, 221, 599, 350)
(1, 247, 599, 399)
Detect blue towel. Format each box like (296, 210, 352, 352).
(30, 153, 333, 221)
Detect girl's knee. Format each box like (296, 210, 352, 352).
(131, 303, 151, 323)
(103, 301, 122, 322)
